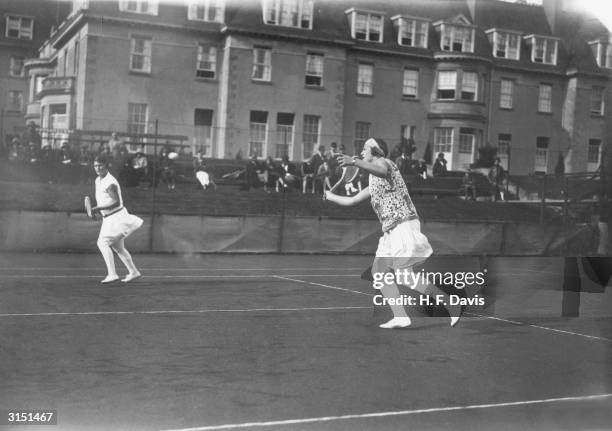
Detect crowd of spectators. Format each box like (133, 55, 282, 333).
(3, 125, 179, 190)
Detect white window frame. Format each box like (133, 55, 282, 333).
(345, 8, 384, 43)
(5, 15, 34, 40)
(391, 15, 428, 48)
(252, 47, 271, 81)
(263, 0, 313, 29)
(119, 0, 158, 15)
(402, 68, 418, 98)
(524, 35, 558, 65)
(187, 0, 224, 22)
(127, 103, 149, 139)
(437, 23, 474, 53)
(433, 127, 453, 153)
(196, 44, 217, 79)
(357, 63, 373, 95)
(497, 134, 511, 170)
(305, 53, 323, 87)
(249, 113, 268, 158)
(500, 79, 514, 109)
(591, 86, 605, 115)
(461, 71, 478, 101)
(130, 36, 152, 73)
(538, 83, 552, 113)
(302, 115, 320, 159)
(437, 70, 457, 100)
(9, 56, 25, 77)
(276, 115, 294, 158)
(486, 29, 521, 60)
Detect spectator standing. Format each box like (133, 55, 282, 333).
(301, 159, 315, 193)
(316, 160, 333, 194)
(132, 151, 149, 189)
(158, 147, 176, 190)
(488, 157, 505, 201)
(310, 145, 327, 179)
(432, 152, 448, 177)
(416, 159, 428, 180)
(462, 169, 477, 200)
(108, 132, 124, 153)
(245, 154, 260, 191)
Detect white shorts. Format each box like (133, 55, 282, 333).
(374, 219, 433, 272)
(98, 208, 143, 246)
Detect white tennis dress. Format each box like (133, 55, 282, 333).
(95, 173, 143, 245)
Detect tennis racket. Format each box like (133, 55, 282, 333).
(330, 165, 360, 194)
(84, 196, 96, 220)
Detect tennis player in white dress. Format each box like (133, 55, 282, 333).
(92, 155, 143, 283)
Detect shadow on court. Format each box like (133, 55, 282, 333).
(0, 253, 610, 430)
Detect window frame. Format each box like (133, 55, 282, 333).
(249, 111, 268, 158)
(354, 121, 371, 154)
(302, 114, 320, 159)
(437, 70, 457, 100)
(9, 56, 25, 77)
(263, 0, 313, 29)
(357, 63, 374, 95)
(391, 15, 429, 48)
(345, 8, 385, 43)
(305, 53, 323, 87)
(437, 23, 475, 53)
(460, 71, 478, 101)
(590, 86, 605, 116)
(196, 44, 217, 79)
(433, 127, 453, 154)
(538, 83, 552, 113)
(252, 47, 272, 82)
(127, 102, 149, 137)
(187, 0, 224, 22)
(5, 15, 34, 40)
(7, 90, 23, 112)
(486, 29, 521, 60)
(402, 68, 419, 98)
(524, 35, 558, 65)
(119, 0, 158, 15)
(129, 35, 152, 73)
(499, 79, 514, 109)
(587, 139, 602, 165)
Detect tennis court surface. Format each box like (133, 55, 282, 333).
(1, 253, 610, 430)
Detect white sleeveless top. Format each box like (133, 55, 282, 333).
(95, 173, 123, 216)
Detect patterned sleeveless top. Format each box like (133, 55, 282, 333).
(369, 159, 418, 232)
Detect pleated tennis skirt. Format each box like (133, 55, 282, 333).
(375, 219, 433, 270)
(98, 208, 143, 245)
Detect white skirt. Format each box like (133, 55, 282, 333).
(98, 208, 143, 245)
(375, 219, 433, 270)
(196, 171, 210, 187)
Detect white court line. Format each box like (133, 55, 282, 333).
(161, 393, 612, 431)
(0, 274, 360, 279)
(0, 267, 365, 271)
(0, 306, 370, 318)
(272, 275, 372, 297)
(465, 312, 612, 342)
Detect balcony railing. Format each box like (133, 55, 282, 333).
(38, 77, 74, 96)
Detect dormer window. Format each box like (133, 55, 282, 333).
(345, 8, 384, 43)
(188, 0, 224, 23)
(524, 35, 558, 65)
(434, 15, 474, 53)
(263, 0, 313, 29)
(119, 0, 158, 15)
(486, 29, 520, 60)
(390, 15, 428, 48)
(590, 39, 612, 69)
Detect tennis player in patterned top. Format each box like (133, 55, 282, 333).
(325, 137, 461, 329)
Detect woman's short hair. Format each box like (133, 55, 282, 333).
(94, 154, 111, 166)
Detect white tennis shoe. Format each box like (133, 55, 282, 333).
(379, 317, 412, 329)
(101, 275, 120, 284)
(121, 272, 142, 283)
